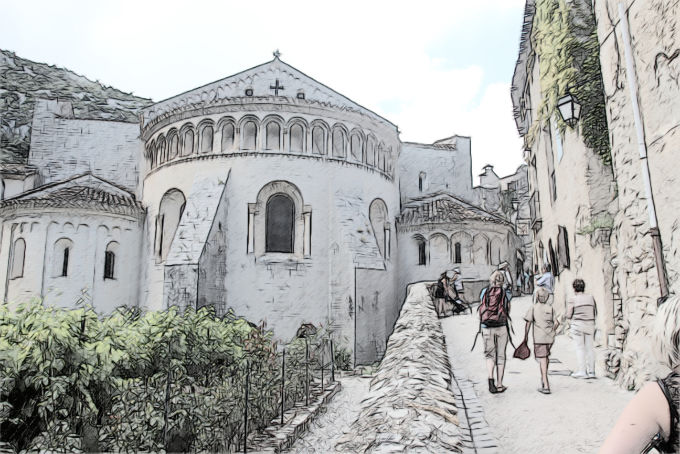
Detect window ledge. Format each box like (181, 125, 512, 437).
(256, 253, 310, 266)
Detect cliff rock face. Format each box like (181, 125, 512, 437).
(0, 49, 151, 163)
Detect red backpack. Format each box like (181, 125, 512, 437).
(479, 287, 508, 327)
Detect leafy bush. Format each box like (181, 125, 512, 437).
(0, 302, 341, 452)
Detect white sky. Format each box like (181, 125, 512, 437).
(1, 0, 526, 180)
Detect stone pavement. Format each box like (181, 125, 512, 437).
(442, 295, 633, 454)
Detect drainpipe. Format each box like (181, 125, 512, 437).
(618, 3, 669, 302)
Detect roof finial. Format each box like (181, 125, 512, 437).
(273, 49, 281, 59)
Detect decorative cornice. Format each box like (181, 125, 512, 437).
(141, 97, 397, 140)
(144, 151, 395, 182)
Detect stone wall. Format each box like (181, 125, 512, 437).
(594, 0, 680, 388)
(336, 282, 464, 452)
(28, 100, 141, 194)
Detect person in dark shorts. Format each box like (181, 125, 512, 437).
(524, 286, 560, 394)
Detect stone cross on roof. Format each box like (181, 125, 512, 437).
(270, 78, 284, 96)
(273, 49, 281, 59)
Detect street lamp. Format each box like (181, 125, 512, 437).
(557, 93, 582, 128)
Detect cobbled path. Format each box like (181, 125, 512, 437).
(442, 295, 633, 453)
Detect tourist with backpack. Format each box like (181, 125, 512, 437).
(478, 270, 511, 394)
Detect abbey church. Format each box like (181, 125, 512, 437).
(0, 51, 528, 364)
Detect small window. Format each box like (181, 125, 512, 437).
(10, 238, 25, 279)
(245, 88, 253, 96)
(454, 242, 462, 264)
(296, 91, 305, 100)
(418, 172, 426, 192)
(61, 247, 69, 277)
(551, 171, 557, 202)
(200, 125, 214, 154)
(418, 240, 426, 265)
(104, 250, 115, 279)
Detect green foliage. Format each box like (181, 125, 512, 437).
(0, 302, 340, 452)
(577, 213, 615, 235)
(529, 0, 611, 166)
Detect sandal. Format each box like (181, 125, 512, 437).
(496, 385, 507, 393)
(537, 387, 551, 394)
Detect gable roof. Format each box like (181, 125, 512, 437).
(0, 173, 143, 217)
(141, 56, 397, 129)
(397, 192, 512, 228)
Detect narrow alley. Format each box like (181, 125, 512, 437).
(442, 295, 632, 453)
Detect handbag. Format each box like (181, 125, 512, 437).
(513, 335, 530, 360)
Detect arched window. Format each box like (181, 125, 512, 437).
(312, 126, 325, 155)
(265, 122, 281, 150)
(242, 121, 257, 150)
(490, 237, 503, 265)
(157, 189, 186, 261)
(418, 239, 427, 265)
(200, 125, 214, 153)
(148, 141, 157, 169)
(10, 237, 25, 279)
(332, 129, 346, 158)
(221, 123, 235, 152)
(168, 131, 179, 160)
(290, 123, 304, 153)
(104, 241, 118, 279)
(157, 136, 167, 164)
(429, 234, 449, 266)
(454, 242, 462, 264)
(366, 137, 375, 165)
(266, 194, 294, 253)
(369, 199, 389, 258)
(53, 238, 73, 277)
(350, 134, 362, 161)
(419, 172, 426, 192)
(473, 234, 489, 265)
(181, 129, 194, 156)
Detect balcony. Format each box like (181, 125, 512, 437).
(529, 191, 542, 232)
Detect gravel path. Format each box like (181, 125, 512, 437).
(285, 374, 371, 453)
(442, 295, 633, 453)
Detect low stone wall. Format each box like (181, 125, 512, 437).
(336, 282, 464, 453)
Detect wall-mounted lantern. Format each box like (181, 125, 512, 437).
(557, 93, 581, 128)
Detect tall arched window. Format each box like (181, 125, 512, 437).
(312, 126, 325, 155)
(290, 123, 304, 153)
(157, 136, 167, 164)
(10, 237, 25, 279)
(332, 129, 346, 158)
(419, 172, 426, 192)
(454, 242, 462, 264)
(265, 122, 281, 150)
(53, 238, 73, 277)
(418, 239, 427, 265)
(221, 123, 235, 152)
(242, 121, 257, 150)
(350, 134, 362, 161)
(157, 189, 186, 261)
(369, 199, 389, 258)
(200, 125, 214, 153)
(266, 194, 294, 253)
(366, 137, 375, 165)
(168, 131, 179, 160)
(181, 129, 194, 156)
(104, 241, 118, 279)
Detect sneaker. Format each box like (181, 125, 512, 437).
(537, 387, 551, 394)
(571, 371, 587, 379)
(586, 372, 597, 379)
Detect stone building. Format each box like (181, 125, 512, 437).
(0, 54, 524, 365)
(513, 0, 680, 387)
(511, 0, 618, 341)
(592, 0, 680, 386)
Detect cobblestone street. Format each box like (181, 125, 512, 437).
(442, 295, 632, 453)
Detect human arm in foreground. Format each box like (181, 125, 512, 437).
(598, 382, 670, 454)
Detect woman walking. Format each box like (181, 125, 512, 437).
(566, 279, 597, 379)
(523, 286, 560, 394)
